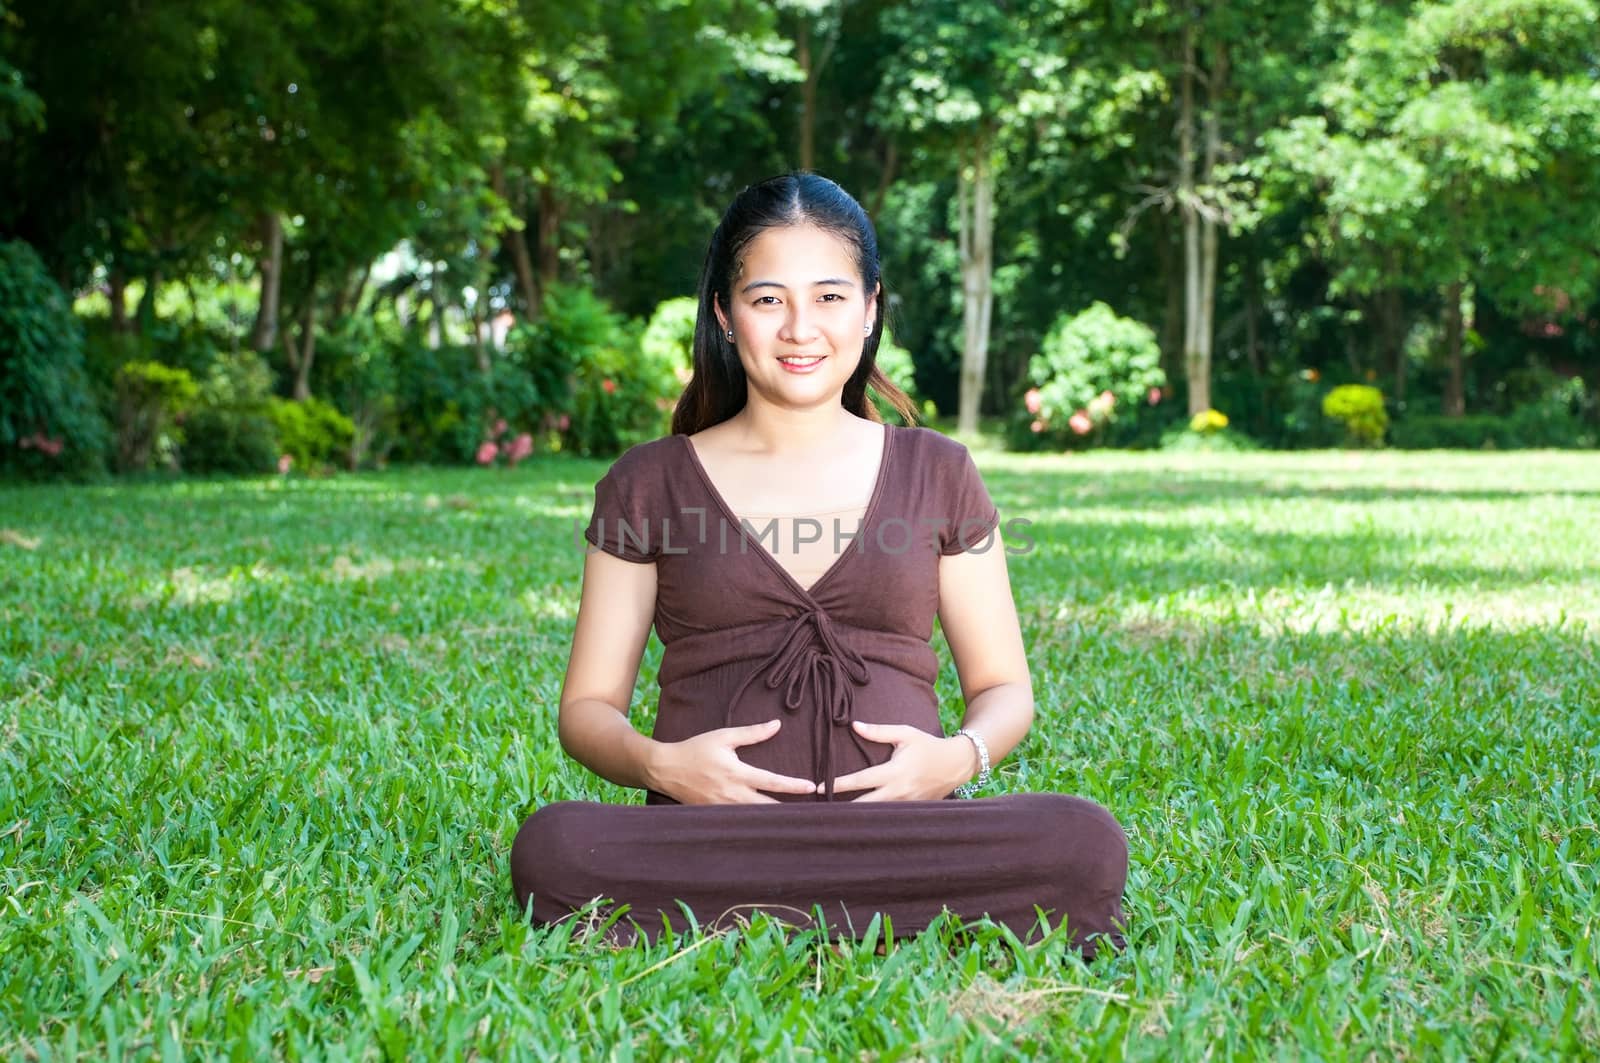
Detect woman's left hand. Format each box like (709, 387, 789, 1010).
(830, 721, 978, 802)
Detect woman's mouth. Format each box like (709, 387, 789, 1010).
(778, 356, 825, 373)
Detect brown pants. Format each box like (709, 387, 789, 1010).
(509, 792, 1128, 954)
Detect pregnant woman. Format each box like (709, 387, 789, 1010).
(510, 172, 1128, 955)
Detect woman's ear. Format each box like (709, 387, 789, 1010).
(868, 282, 883, 332)
(713, 296, 729, 335)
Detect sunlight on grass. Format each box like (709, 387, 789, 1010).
(3, 450, 1597, 1058)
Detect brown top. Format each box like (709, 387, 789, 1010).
(583, 423, 1001, 803)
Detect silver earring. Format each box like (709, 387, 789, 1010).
(726, 329, 734, 341)
(864, 324, 872, 335)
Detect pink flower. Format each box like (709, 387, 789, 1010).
(277, 454, 293, 474)
(35, 436, 63, 456)
(476, 441, 499, 465)
(1024, 388, 1043, 415)
(1069, 411, 1093, 436)
(1099, 389, 1116, 407)
(506, 432, 534, 466)
(1029, 419, 1045, 434)
(491, 418, 508, 439)
(1147, 386, 1162, 406)
(601, 379, 617, 395)
(556, 413, 571, 431)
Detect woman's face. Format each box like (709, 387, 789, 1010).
(715, 223, 878, 409)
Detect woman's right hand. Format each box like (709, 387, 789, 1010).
(647, 719, 818, 805)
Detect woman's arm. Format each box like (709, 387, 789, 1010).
(834, 524, 1035, 800)
(557, 548, 818, 802)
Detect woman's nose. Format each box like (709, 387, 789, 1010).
(780, 304, 819, 344)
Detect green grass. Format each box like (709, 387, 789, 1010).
(3, 449, 1598, 1059)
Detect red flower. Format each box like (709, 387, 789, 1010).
(476, 441, 499, 465)
(1024, 388, 1043, 415)
(1069, 411, 1093, 435)
(506, 432, 534, 466)
(601, 379, 617, 394)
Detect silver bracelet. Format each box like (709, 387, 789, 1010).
(954, 727, 991, 799)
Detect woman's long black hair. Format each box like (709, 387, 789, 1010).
(670, 172, 919, 435)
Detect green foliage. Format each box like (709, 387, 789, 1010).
(1322, 384, 1389, 447)
(313, 316, 401, 469)
(1018, 302, 1166, 450)
(0, 239, 110, 478)
(639, 296, 697, 373)
(869, 329, 932, 426)
(528, 283, 669, 457)
(113, 361, 199, 473)
(182, 351, 281, 476)
(268, 397, 355, 472)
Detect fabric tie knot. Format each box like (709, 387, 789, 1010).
(724, 607, 873, 800)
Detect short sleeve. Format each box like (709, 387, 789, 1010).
(938, 444, 1001, 555)
(584, 464, 659, 564)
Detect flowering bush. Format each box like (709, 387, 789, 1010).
(476, 418, 535, 468)
(1190, 408, 1230, 434)
(1015, 302, 1165, 450)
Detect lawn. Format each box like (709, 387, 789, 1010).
(3, 448, 1597, 1059)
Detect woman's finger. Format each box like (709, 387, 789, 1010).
(722, 719, 783, 748)
(831, 764, 893, 792)
(851, 721, 915, 744)
(745, 767, 819, 794)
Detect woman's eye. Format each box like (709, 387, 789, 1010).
(754, 296, 780, 306)
(819, 293, 845, 303)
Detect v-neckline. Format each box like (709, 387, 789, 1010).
(680, 423, 896, 602)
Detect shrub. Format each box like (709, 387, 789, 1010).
(314, 316, 400, 469)
(869, 329, 933, 425)
(1322, 384, 1388, 447)
(1018, 302, 1165, 450)
(269, 396, 355, 472)
(1504, 372, 1595, 448)
(528, 284, 668, 457)
(181, 350, 281, 475)
(640, 296, 697, 374)
(0, 239, 111, 477)
(1158, 408, 1261, 452)
(1160, 419, 1261, 452)
(1391, 409, 1597, 450)
(114, 360, 199, 473)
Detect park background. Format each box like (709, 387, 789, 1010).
(3, 1, 1599, 1059)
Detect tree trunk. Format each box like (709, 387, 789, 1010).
(1178, 26, 1208, 415)
(249, 211, 284, 353)
(494, 163, 540, 318)
(871, 138, 898, 218)
(1154, 212, 1182, 385)
(109, 267, 130, 333)
(798, 20, 814, 170)
(535, 184, 560, 311)
(134, 270, 162, 335)
(1244, 247, 1261, 378)
(292, 296, 317, 402)
(282, 261, 319, 402)
(956, 146, 996, 436)
(1442, 280, 1465, 417)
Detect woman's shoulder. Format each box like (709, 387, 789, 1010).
(894, 424, 977, 465)
(600, 434, 682, 481)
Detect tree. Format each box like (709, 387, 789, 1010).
(1266, 0, 1600, 415)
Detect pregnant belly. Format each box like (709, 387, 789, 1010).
(649, 663, 942, 803)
